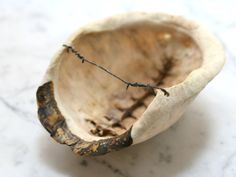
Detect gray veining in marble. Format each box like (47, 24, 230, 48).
(0, 0, 236, 177)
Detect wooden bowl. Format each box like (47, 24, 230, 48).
(36, 12, 225, 156)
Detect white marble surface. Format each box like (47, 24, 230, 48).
(0, 0, 236, 177)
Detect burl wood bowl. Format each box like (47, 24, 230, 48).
(36, 12, 225, 156)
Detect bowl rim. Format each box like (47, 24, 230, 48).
(37, 12, 225, 156)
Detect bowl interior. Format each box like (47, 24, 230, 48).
(56, 21, 202, 140)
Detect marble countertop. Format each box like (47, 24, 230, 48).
(0, 0, 236, 177)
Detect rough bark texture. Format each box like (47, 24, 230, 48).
(36, 12, 224, 156)
(37, 81, 133, 156)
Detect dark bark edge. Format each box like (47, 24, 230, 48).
(36, 81, 133, 156)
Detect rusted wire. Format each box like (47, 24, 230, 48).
(63, 44, 169, 96)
